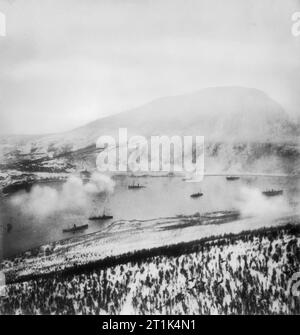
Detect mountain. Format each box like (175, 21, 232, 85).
(2, 87, 299, 150)
(0, 87, 299, 175)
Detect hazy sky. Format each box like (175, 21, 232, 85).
(0, 0, 299, 135)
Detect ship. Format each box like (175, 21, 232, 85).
(89, 214, 113, 221)
(128, 182, 145, 189)
(262, 190, 283, 197)
(62, 224, 88, 233)
(89, 209, 113, 221)
(190, 192, 203, 198)
(226, 176, 240, 181)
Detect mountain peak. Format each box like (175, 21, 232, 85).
(1, 87, 298, 155)
(74, 86, 296, 143)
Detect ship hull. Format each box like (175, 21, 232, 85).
(62, 224, 89, 233)
(89, 216, 113, 221)
(262, 190, 283, 197)
(226, 177, 240, 181)
(190, 193, 203, 198)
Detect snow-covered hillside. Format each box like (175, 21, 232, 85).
(0, 87, 299, 175)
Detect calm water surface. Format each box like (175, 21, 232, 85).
(1, 175, 299, 257)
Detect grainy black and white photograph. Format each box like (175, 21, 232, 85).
(0, 0, 300, 316)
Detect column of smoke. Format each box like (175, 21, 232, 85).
(10, 172, 115, 218)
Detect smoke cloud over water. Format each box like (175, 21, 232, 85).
(234, 186, 292, 219)
(10, 172, 115, 218)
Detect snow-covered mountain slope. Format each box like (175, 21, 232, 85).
(2, 87, 298, 152)
(69, 86, 297, 143)
(0, 87, 299, 175)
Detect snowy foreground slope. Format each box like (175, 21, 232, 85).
(2, 210, 299, 283)
(1, 223, 299, 315)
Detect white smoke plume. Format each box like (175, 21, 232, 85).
(234, 186, 292, 219)
(10, 172, 115, 218)
(84, 172, 115, 194)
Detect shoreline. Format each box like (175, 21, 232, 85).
(4, 221, 300, 285)
(2, 211, 299, 283)
(3, 210, 241, 260)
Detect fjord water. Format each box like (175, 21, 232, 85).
(1, 175, 299, 258)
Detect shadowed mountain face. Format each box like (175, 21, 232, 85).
(0, 87, 299, 175)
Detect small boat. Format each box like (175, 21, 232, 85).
(7, 223, 13, 233)
(262, 190, 283, 197)
(128, 182, 145, 189)
(62, 224, 88, 233)
(190, 192, 203, 198)
(226, 176, 240, 181)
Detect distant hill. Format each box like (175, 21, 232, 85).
(0, 87, 299, 175)
(2, 87, 299, 149)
